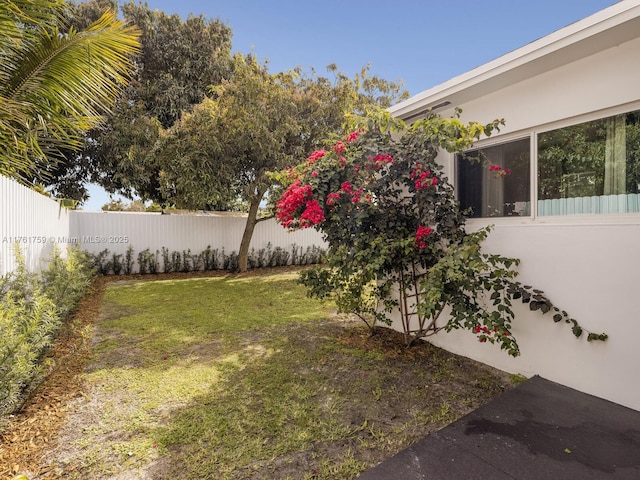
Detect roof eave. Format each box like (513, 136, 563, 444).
(390, 1, 640, 121)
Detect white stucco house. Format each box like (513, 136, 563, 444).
(388, 0, 640, 411)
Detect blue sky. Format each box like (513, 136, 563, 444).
(84, 0, 618, 210)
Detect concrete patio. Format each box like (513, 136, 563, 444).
(357, 376, 640, 479)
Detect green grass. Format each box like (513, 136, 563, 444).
(99, 273, 329, 354)
(60, 270, 510, 479)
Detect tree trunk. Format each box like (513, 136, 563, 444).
(237, 186, 268, 272)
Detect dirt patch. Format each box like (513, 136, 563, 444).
(1, 267, 514, 480)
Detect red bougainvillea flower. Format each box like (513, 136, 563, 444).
(489, 164, 511, 177)
(366, 153, 393, 170)
(326, 192, 341, 206)
(351, 187, 364, 203)
(374, 154, 393, 165)
(276, 180, 313, 228)
(415, 225, 433, 249)
(341, 181, 353, 193)
(414, 170, 438, 190)
(339, 156, 346, 167)
(311, 171, 318, 177)
(346, 129, 361, 142)
(333, 141, 346, 154)
(300, 199, 325, 227)
(306, 149, 327, 165)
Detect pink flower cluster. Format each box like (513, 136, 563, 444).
(365, 154, 393, 170)
(325, 180, 372, 207)
(411, 168, 438, 190)
(489, 164, 511, 177)
(474, 324, 510, 342)
(346, 129, 361, 143)
(340, 181, 366, 203)
(276, 180, 324, 228)
(415, 225, 433, 249)
(326, 192, 341, 206)
(300, 199, 325, 227)
(307, 150, 326, 165)
(333, 141, 346, 154)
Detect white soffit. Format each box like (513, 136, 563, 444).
(390, 0, 640, 121)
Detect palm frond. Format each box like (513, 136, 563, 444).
(0, 6, 140, 180)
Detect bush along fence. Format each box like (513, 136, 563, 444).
(87, 242, 326, 275)
(0, 246, 95, 421)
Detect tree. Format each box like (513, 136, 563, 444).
(0, 0, 140, 183)
(276, 111, 607, 355)
(51, 0, 233, 202)
(150, 55, 409, 271)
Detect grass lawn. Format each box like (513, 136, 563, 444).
(43, 269, 512, 479)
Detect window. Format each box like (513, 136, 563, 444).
(538, 110, 640, 215)
(456, 138, 530, 218)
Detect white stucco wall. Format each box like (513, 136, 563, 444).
(390, 220, 639, 410)
(442, 36, 640, 138)
(392, 33, 640, 410)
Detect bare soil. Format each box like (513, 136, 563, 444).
(0, 267, 513, 479)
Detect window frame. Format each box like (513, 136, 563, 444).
(453, 133, 534, 220)
(453, 100, 640, 225)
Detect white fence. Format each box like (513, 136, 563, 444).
(70, 211, 327, 271)
(1, 175, 327, 276)
(1, 176, 71, 274)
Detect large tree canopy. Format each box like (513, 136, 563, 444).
(0, 0, 140, 182)
(149, 54, 409, 271)
(41, 0, 233, 201)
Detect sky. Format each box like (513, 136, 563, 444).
(84, 0, 619, 210)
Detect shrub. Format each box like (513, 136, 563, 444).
(124, 246, 135, 275)
(137, 249, 159, 274)
(277, 111, 607, 354)
(224, 251, 238, 271)
(0, 246, 94, 420)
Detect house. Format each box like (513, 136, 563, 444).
(388, 0, 640, 411)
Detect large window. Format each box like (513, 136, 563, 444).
(456, 138, 530, 218)
(455, 108, 640, 218)
(538, 110, 640, 215)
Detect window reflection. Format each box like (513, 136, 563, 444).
(456, 139, 530, 218)
(538, 110, 640, 215)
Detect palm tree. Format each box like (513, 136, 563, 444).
(0, 0, 140, 181)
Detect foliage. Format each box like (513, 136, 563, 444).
(48, 0, 233, 202)
(277, 111, 607, 355)
(86, 243, 325, 275)
(40, 246, 95, 317)
(148, 55, 408, 271)
(0, 246, 95, 419)
(101, 198, 147, 211)
(0, 0, 140, 183)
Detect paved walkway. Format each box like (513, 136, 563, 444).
(357, 376, 640, 479)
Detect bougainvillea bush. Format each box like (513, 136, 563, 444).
(276, 111, 607, 356)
